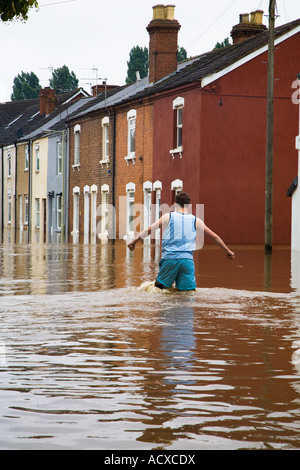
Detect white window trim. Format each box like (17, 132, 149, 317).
(83, 185, 90, 243)
(170, 97, 184, 159)
(153, 180, 162, 243)
(143, 181, 152, 245)
(124, 182, 136, 240)
(56, 194, 62, 230)
(171, 179, 183, 193)
(24, 145, 29, 171)
(98, 184, 109, 242)
(72, 186, 80, 236)
(35, 143, 40, 172)
(125, 109, 136, 165)
(100, 116, 110, 166)
(73, 124, 81, 170)
(57, 141, 63, 175)
(7, 153, 12, 177)
(7, 191, 12, 224)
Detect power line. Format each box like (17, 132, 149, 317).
(187, 0, 237, 50)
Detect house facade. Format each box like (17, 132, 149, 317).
(0, 87, 89, 243)
(149, 12, 300, 245)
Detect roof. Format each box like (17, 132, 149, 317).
(60, 17, 300, 121)
(132, 18, 300, 101)
(0, 88, 89, 146)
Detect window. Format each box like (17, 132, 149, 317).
(7, 153, 11, 177)
(126, 182, 136, 236)
(170, 97, 184, 158)
(101, 117, 110, 163)
(36, 198, 40, 228)
(143, 181, 152, 244)
(83, 185, 90, 243)
(8, 192, 12, 224)
(101, 184, 109, 236)
(72, 187, 80, 238)
(35, 144, 40, 172)
(24, 195, 29, 225)
(57, 141, 63, 175)
(176, 107, 183, 148)
(57, 195, 62, 230)
(74, 124, 81, 167)
(25, 145, 29, 171)
(125, 109, 136, 164)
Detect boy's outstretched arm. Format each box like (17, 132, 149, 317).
(128, 213, 170, 251)
(196, 218, 235, 259)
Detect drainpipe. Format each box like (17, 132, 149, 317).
(14, 143, 18, 243)
(28, 139, 32, 243)
(64, 125, 69, 243)
(1, 146, 3, 243)
(112, 110, 116, 240)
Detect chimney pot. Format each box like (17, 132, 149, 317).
(231, 10, 267, 44)
(239, 13, 249, 23)
(152, 4, 165, 20)
(165, 5, 175, 20)
(250, 10, 264, 25)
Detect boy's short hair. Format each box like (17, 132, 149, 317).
(175, 191, 191, 207)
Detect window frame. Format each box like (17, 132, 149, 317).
(125, 109, 136, 165)
(170, 97, 184, 159)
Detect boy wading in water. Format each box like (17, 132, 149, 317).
(128, 191, 235, 291)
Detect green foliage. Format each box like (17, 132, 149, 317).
(177, 46, 188, 62)
(0, 0, 38, 22)
(11, 71, 41, 101)
(49, 65, 79, 94)
(214, 37, 231, 49)
(126, 46, 149, 84)
(126, 45, 189, 84)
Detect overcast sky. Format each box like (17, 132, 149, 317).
(0, 0, 299, 102)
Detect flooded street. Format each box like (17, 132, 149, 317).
(0, 241, 300, 450)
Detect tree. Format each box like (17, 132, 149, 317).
(125, 45, 189, 84)
(0, 0, 38, 22)
(214, 37, 231, 49)
(49, 65, 79, 94)
(126, 46, 149, 84)
(177, 46, 188, 62)
(11, 71, 41, 101)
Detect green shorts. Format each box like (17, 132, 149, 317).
(156, 258, 196, 291)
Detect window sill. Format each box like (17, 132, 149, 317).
(100, 159, 110, 168)
(124, 155, 136, 166)
(170, 147, 183, 159)
(72, 164, 80, 172)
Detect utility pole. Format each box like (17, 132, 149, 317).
(265, 0, 276, 253)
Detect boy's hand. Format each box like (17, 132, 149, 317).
(128, 240, 136, 251)
(227, 251, 235, 259)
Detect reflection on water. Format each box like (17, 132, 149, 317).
(0, 241, 300, 450)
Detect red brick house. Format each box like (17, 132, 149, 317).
(65, 5, 300, 245)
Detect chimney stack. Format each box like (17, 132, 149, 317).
(39, 87, 57, 115)
(147, 4, 181, 84)
(231, 10, 267, 44)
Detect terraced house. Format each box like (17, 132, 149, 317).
(0, 87, 88, 243)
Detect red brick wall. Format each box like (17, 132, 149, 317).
(115, 101, 153, 237)
(68, 113, 114, 241)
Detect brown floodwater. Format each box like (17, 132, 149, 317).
(0, 241, 300, 450)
